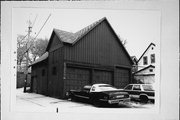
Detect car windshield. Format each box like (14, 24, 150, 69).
(98, 85, 117, 91)
(142, 85, 154, 91)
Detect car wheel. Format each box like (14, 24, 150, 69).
(140, 96, 148, 104)
(65, 92, 70, 99)
(93, 99, 101, 107)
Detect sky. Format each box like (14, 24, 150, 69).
(13, 8, 160, 59)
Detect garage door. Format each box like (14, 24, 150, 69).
(64, 67, 90, 92)
(114, 68, 130, 89)
(92, 70, 113, 85)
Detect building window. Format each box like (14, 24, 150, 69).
(151, 54, 155, 63)
(143, 56, 148, 65)
(149, 69, 153, 72)
(52, 67, 57, 75)
(42, 69, 45, 76)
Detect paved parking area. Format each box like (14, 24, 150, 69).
(16, 88, 154, 112)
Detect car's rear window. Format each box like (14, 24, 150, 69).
(142, 85, 154, 91)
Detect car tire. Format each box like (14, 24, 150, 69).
(70, 95, 76, 101)
(65, 92, 70, 99)
(140, 95, 148, 104)
(92, 99, 101, 107)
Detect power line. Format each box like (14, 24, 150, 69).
(22, 14, 52, 56)
(34, 14, 51, 40)
(18, 34, 28, 43)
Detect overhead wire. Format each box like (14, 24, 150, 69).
(23, 13, 52, 55)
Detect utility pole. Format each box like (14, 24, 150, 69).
(23, 14, 51, 93)
(24, 19, 32, 93)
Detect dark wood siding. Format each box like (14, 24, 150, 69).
(47, 35, 64, 98)
(114, 67, 131, 89)
(64, 67, 90, 95)
(31, 60, 48, 95)
(64, 21, 132, 67)
(92, 69, 113, 84)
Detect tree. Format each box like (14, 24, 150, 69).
(30, 38, 48, 61)
(17, 35, 48, 72)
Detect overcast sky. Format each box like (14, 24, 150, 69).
(13, 8, 160, 59)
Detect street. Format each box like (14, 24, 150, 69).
(16, 88, 154, 113)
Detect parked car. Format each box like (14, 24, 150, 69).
(66, 84, 130, 107)
(124, 84, 155, 103)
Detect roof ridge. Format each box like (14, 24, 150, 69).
(72, 17, 107, 44)
(53, 28, 74, 34)
(53, 17, 106, 44)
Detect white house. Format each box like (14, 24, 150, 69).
(133, 43, 156, 84)
(137, 43, 155, 71)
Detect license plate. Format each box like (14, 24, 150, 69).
(110, 100, 120, 104)
(116, 95, 124, 98)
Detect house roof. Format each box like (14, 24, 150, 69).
(53, 17, 133, 64)
(137, 43, 155, 63)
(53, 17, 106, 45)
(35, 17, 134, 66)
(133, 65, 155, 74)
(30, 52, 48, 66)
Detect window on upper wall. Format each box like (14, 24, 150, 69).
(149, 69, 153, 72)
(143, 56, 148, 65)
(151, 54, 155, 63)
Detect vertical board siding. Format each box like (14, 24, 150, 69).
(92, 70, 113, 84)
(64, 21, 131, 67)
(63, 67, 90, 96)
(31, 62, 48, 95)
(48, 43, 64, 98)
(114, 68, 130, 89)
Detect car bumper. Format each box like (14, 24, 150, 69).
(108, 98, 130, 104)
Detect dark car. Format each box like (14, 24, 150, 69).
(124, 84, 155, 103)
(66, 84, 130, 107)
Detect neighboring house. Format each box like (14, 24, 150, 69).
(137, 43, 155, 71)
(17, 57, 32, 88)
(30, 17, 133, 98)
(133, 43, 156, 84)
(133, 65, 155, 84)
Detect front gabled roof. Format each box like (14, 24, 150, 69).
(137, 43, 156, 63)
(46, 17, 105, 51)
(54, 17, 106, 45)
(46, 17, 133, 64)
(134, 65, 155, 74)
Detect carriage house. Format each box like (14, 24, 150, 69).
(30, 17, 133, 98)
